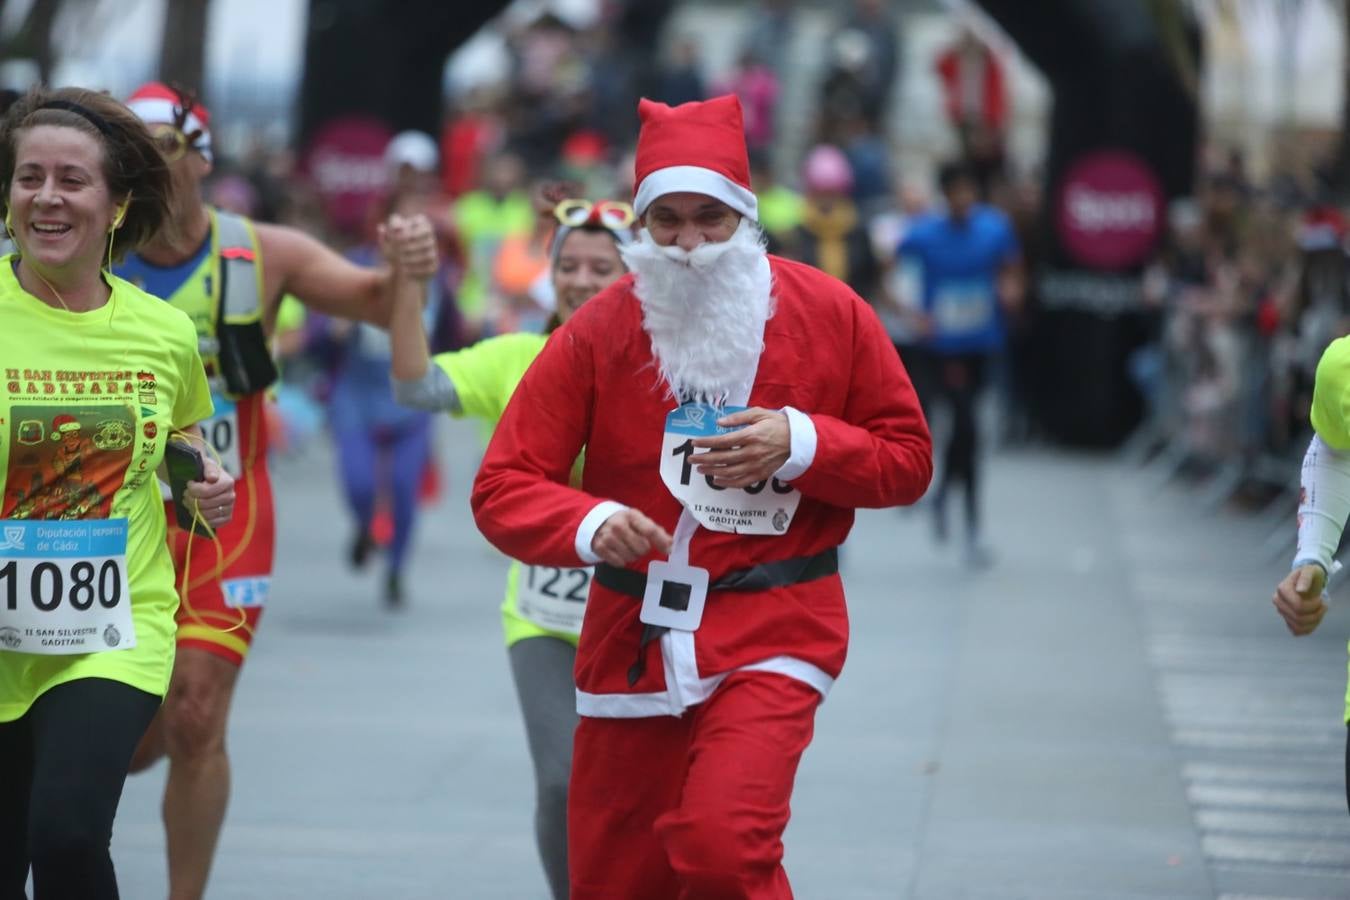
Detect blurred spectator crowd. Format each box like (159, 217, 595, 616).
(125, 0, 1349, 540)
(1129, 147, 1350, 529)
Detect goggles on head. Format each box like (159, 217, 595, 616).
(152, 85, 208, 163)
(151, 124, 190, 162)
(553, 198, 636, 231)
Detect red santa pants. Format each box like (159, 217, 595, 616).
(568, 671, 821, 900)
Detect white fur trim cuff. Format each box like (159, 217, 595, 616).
(575, 501, 629, 565)
(634, 165, 758, 221)
(774, 407, 817, 482)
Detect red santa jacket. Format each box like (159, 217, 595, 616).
(471, 255, 932, 716)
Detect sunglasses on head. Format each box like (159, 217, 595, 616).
(151, 85, 207, 163)
(151, 124, 190, 162)
(554, 199, 636, 231)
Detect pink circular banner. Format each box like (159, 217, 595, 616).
(1056, 150, 1163, 270)
(301, 116, 393, 237)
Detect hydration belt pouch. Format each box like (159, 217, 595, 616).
(214, 211, 278, 396)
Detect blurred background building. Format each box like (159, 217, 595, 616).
(4, 0, 1350, 487)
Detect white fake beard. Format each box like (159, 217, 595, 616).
(620, 217, 774, 405)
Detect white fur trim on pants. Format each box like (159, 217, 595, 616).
(574, 652, 836, 719)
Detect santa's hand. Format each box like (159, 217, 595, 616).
(185, 459, 236, 530)
(691, 408, 790, 489)
(591, 508, 673, 567)
(1273, 564, 1328, 636)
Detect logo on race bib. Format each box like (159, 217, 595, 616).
(103, 624, 121, 648)
(0, 626, 20, 649)
(772, 509, 789, 532)
(669, 405, 710, 431)
(0, 526, 24, 550)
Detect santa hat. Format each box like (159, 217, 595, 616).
(126, 82, 212, 162)
(632, 95, 758, 222)
(50, 414, 80, 439)
(1298, 206, 1348, 253)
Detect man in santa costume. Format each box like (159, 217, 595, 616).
(471, 95, 932, 899)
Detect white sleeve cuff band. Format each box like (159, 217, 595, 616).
(774, 406, 817, 483)
(575, 500, 629, 565)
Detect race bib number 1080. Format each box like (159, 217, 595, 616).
(0, 518, 135, 655)
(659, 403, 801, 535)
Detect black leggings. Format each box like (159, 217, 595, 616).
(931, 353, 988, 537)
(0, 677, 160, 900)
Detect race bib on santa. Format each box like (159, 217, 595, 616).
(932, 281, 995, 336)
(517, 564, 590, 636)
(659, 403, 800, 535)
(0, 518, 135, 655)
(202, 393, 242, 477)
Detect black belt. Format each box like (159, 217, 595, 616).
(593, 548, 840, 686)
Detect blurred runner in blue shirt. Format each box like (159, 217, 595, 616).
(898, 159, 1022, 567)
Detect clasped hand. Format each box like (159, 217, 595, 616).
(378, 213, 438, 281)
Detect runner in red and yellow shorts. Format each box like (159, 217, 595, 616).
(164, 390, 274, 665)
(113, 82, 438, 899)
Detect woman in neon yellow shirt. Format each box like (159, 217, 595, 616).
(390, 198, 633, 899)
(0, 86, 234, 898)
(1275, 335, 1350, 815)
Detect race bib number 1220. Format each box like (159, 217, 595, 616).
(517, 564, 589, 636)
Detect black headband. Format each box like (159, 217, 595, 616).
(37, 100, 115, 138)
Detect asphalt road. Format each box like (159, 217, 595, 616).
(111, 420, 1350, 899)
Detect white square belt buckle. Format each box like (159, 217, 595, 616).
(639, 561, 709, 632)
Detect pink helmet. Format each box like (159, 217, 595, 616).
(802, 144, 853, 195)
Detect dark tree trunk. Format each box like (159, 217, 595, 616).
(297, 0, 512, 147)
(1331, 0, 1350, 198)
(4, 0, 63, 84)
(975, 0, 1202, 446)
(158, 0, 212, 94)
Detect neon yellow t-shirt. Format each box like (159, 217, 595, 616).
(452, 191, 536, 321)
(275, 294, 306, 335)
(434, 332, 583, 647)
(757, 185, 805, 239)
(1312, 336, 1350, 451)
(0, 257, 214, 721)
(1308, 335, 1350, 722)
